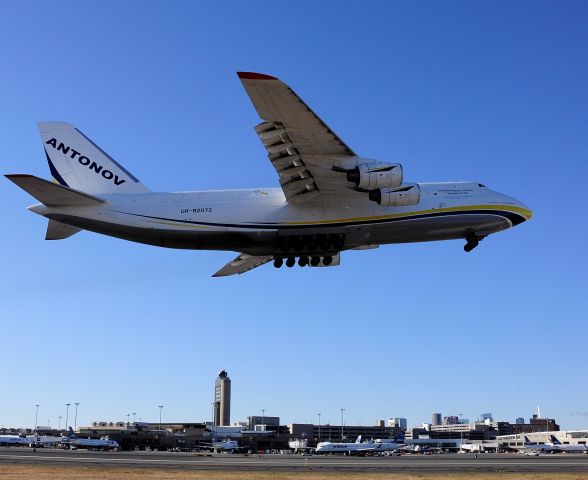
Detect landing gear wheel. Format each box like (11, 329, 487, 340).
(298, 256, 309, 267)
(273, 258, 283, 268)
(286, 257, 296, 267)
(464, 235, 481, 252)
(310, 256, 321, 267)
(464, 241, 478, 252)
(323, 255, 333, 266)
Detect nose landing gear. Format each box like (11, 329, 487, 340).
(464, 235, 483, 252)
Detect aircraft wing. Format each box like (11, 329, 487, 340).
(212, 253, 273, 277)
(238, 72, 359, 203)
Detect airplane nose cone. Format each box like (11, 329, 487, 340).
(507, 200, 532, 227)
(500, 193, 532, 225)
(517, 201, 533, 222)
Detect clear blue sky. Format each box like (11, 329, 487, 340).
(1, 0, 587, 431)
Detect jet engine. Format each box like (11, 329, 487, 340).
(368, 184, 420, 206)
(346, 162, 403, 190)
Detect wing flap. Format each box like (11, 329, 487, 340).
(5, 174, 105, 206)
(212, 253, 273, 277)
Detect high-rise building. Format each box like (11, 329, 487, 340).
(388, 417, 408, 430)
(515, 417, 525, 425)
(214, 370, 231, 426)
(432, 413, 442, 426)
(443, 415, 459, 425)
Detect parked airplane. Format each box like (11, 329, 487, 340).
(1, 434, 63, 447)
(0, 435, 29, 446)
(549, 435, 588, 453)
(6, 72, 532, 276)
(316, 432, 405, 455)
(62, 428, 119, 451)
(518, 436, 556, 453)
(196, 438, 241, 452)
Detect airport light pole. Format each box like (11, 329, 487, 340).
(58, 416, 62, 430)
(34, 404, 39, 432)
(158, 405, 163, 431)
(65, 403, 71, 431)
(458, 413, 463, 447)
(74, 402, 80, 431)
(340, 409, 345, 441)
(132, 413, 136, 424)
(126, 413, 130, 425)
(317, 413, 322, 443)
(261, 409, 265, 431)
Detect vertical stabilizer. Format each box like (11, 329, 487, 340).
(39, 122, 150, 195)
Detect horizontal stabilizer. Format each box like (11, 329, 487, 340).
(5, 174, 105, 207)
(46, 219, 82, 240)
(213, 253, 273, 277)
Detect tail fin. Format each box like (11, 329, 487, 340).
(394, 430, 406, 443)
(355, 435, 362, 443)
(39, 122, 150, 195)
(67, 427, 76, 438)
(524, 436, 532, 444)
(550, 435, 560, 445)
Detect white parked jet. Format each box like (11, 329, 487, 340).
(0, 435, 30, 446)
(549, 435, 588, 453)
(517, 436, 556, 453)
(196, 438, 241, 452)
(316, 433, 405, 455)
(6, 72, 532, 276)
(62, 429, 119, 451)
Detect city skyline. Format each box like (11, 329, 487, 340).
(1, 1, 586, 431)
(0, 398, 566, 432)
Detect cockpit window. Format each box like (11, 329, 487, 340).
(478, 184, 486, 188)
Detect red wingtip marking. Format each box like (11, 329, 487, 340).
(237, 71, 278, 80)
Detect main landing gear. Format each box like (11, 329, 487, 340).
(274, 255, 333, 268)
(464, 235, 484, 252)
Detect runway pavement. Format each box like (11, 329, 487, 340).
(1, 447, 588, 473)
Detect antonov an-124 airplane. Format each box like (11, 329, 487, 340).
(6, 72, 532, 276)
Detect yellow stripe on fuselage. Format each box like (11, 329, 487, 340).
(283, 204, 532, 226)
(146, 220, 210, 229)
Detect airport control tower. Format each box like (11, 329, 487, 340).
(214, 370, 231, 426)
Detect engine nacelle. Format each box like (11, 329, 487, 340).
(369, 184, 420, 206)
(346, 162, 403, 190)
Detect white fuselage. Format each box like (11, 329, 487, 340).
(0, 435, 30, 446)
(552, 443, 588, 453)
(29, 182, 531, 256)
(66, 437, 119, 450)
(212, 439, 239, 450)
(316, 440, 402, 454)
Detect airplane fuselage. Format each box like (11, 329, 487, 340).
(8, 73, 533, 275)
(30, 181, 531, 257)
(316, 440, 402, 454)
